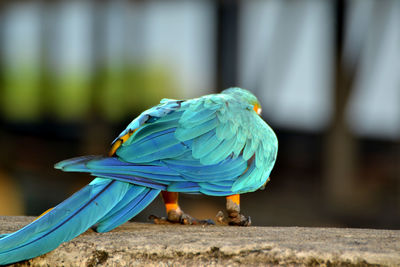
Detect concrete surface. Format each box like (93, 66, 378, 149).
(1, 216, 399, 266)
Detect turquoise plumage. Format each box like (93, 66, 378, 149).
(0, 87, 278, 265)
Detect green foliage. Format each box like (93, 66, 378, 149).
(0, 62, 179, 122)
(1, 65, 41, 121)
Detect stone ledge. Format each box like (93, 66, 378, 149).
(1, 216, 399, 266)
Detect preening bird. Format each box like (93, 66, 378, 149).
(0, 87, 277, 265)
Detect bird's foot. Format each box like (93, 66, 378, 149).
(216, 210, 251, 226)
(149, 210, 215, 225)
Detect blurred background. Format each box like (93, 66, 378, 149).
(0, 0, 399, 229)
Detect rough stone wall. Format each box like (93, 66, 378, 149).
(1, 216, 399, 266)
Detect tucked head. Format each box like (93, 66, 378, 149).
(222, 87, 262, 115)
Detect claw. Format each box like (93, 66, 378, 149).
(215, 210, 251, 226)
(216, 211, 226, 224)
(149, 212, 215, 225)
(149, 215, 173, 225)
(180, 213, 215, 225)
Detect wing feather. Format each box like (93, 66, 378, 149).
(59, 91, 278, 196)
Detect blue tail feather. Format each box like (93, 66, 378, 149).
(95, 187, 160, 233)
(0, 179, 157, 265)
(54, 155, 100, 169)
(0, 179, 116, 251)
(95, 185, 147, 226)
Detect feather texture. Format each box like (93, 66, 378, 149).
(0, 179, 130, 264)
(0, 87, 278, 265)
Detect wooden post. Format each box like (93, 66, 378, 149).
(324, 0, 358, 208)
(216, 0, 239, 91)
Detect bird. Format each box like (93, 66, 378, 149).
(0, 87, 278, 265)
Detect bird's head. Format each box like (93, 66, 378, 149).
(222, 87, 262, 115)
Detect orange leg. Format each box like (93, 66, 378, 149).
(153, 192, 250, 226)
(226, 194, 241, 212)
(150, 191, 214, 225)
(161, 191, 183, 222)
(217, 194, 251, 226)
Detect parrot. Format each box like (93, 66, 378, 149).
(0, 87, 278, 265)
